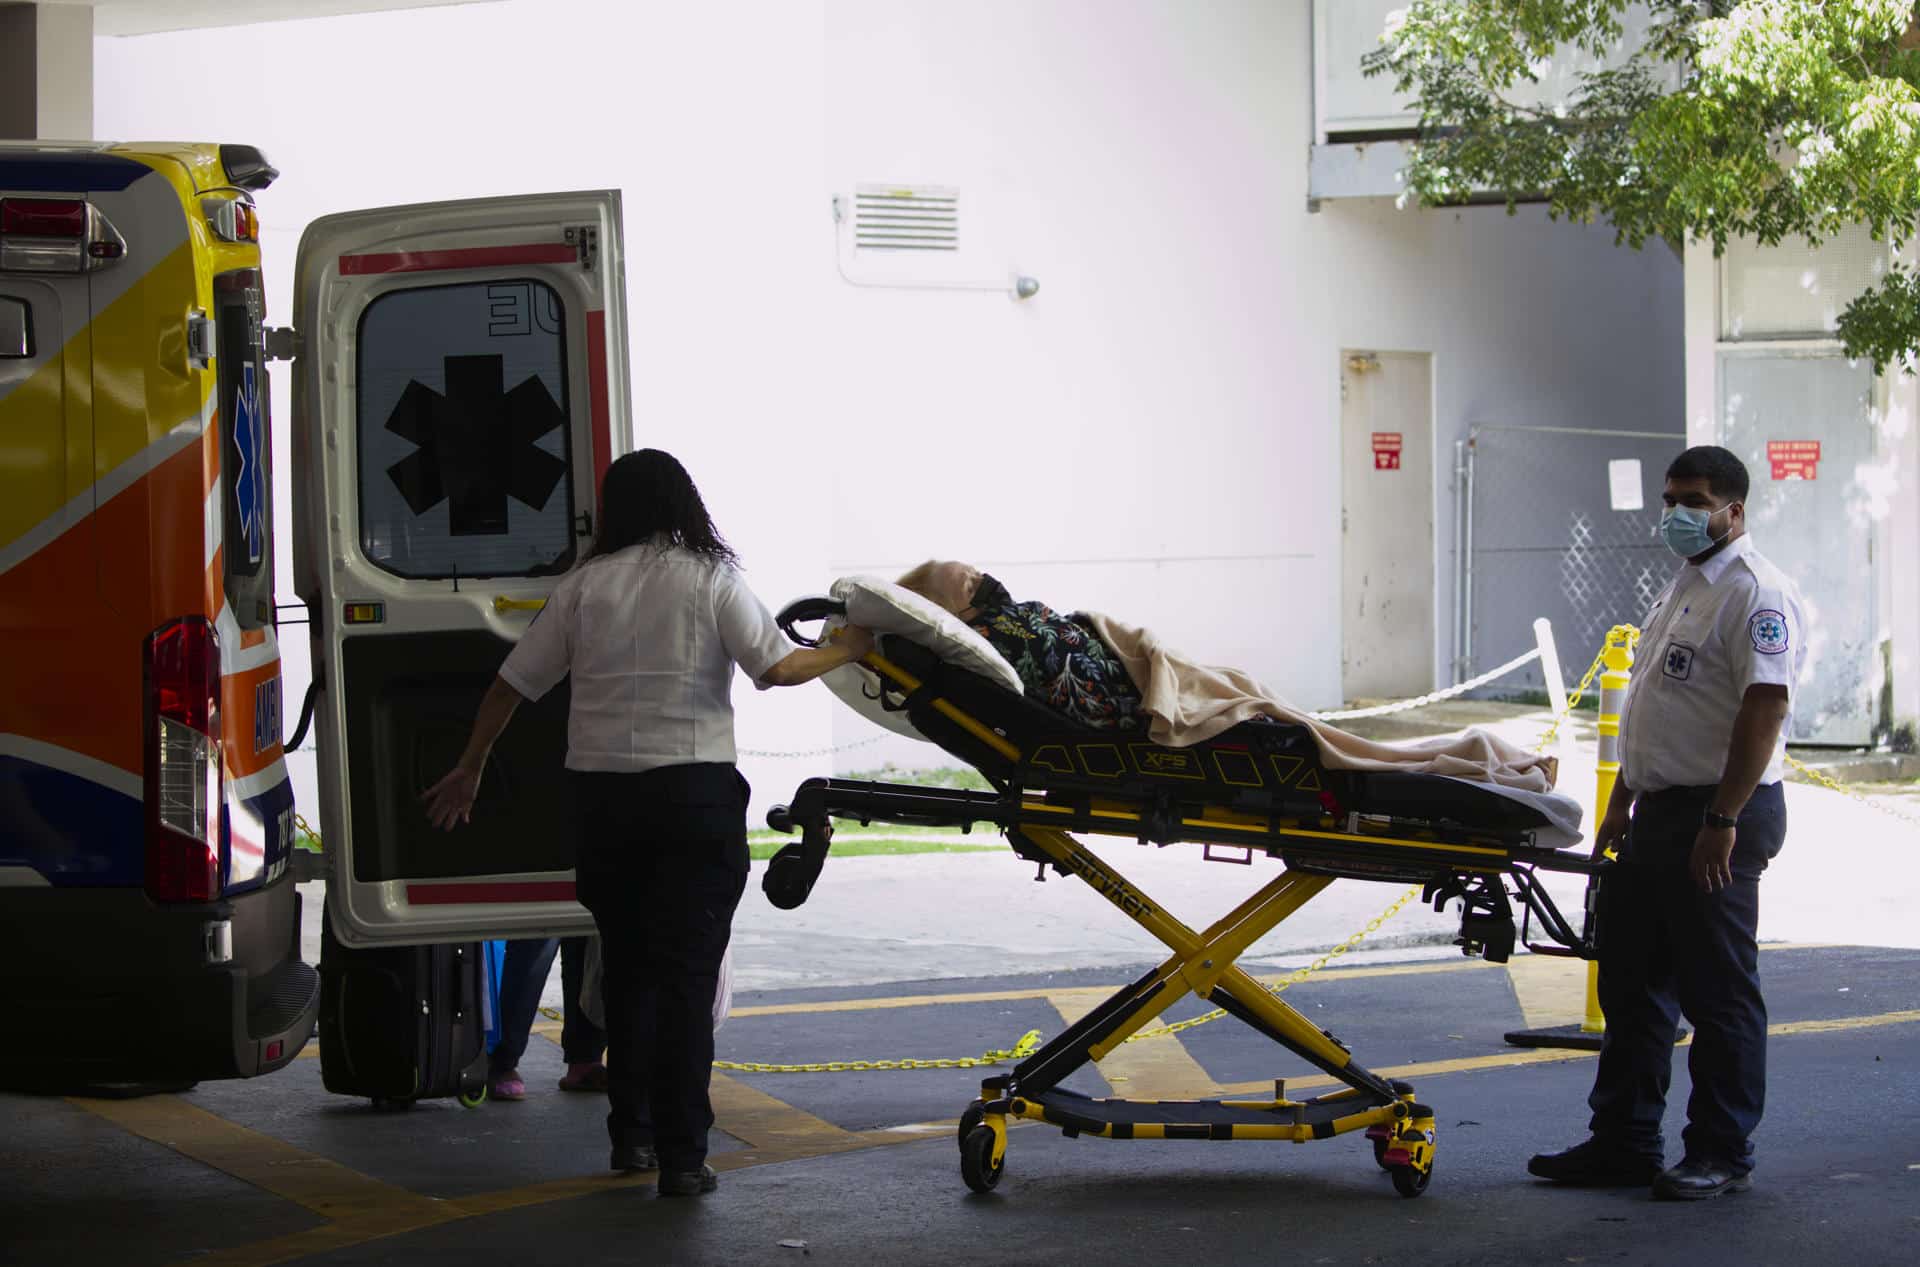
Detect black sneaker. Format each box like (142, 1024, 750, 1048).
(610, 1144, 659, 1173)
(658, 1163, 718, 1197)
(1527, 1138, 1663, 1186)
(1652, 1157, 1752, 1201)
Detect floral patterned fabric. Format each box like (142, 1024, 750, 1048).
(969, 598, 1144, 730)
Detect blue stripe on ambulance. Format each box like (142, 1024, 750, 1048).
(0, 756, 144, 886)
(0, 755, 295, 891)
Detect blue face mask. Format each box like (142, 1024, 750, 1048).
(1660, 504, 1730, 559)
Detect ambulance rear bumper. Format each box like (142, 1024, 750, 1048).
(0, 870, 318, 1088)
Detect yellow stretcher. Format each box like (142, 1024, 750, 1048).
(762, 599, 1605, 1198)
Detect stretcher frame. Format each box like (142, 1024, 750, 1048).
(764, 603, 1606, 1198)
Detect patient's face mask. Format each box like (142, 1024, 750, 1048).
(1659, 503, 1732, 559)
(970, 573, 1013, 613)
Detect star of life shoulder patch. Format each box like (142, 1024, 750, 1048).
(1749, 609, 1790, 656)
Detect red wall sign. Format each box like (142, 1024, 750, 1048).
(1767, 440, 1820, 481)
(1372, 432, 1403, 471)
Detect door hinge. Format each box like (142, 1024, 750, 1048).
(264, 326, 302, 362)
(574, 510, 594, 539)
(566, 224, 598, 270)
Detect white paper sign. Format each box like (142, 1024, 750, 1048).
(1608, 459, 1644, 512)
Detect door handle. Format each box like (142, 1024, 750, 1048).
(492, 596, 547, 614)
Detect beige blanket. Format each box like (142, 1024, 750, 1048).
(1083, 613, 1559, 793)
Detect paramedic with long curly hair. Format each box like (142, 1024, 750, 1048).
(422, 449, 871, 1198)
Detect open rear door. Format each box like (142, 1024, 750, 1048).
(291, 192, 630, 947)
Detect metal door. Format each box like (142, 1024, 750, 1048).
(1718, 349, 1877, 745)
(1341, 350, 1434, 700)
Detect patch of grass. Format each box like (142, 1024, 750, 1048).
(843, 763, 994, 791)
(747, 836, 999, 861)
(750, 764, 994, 857)
(1497, 689, 1601, 713)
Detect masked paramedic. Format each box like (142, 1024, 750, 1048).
(1530, 445, 1805, 1201)
(422, 449, 873, 1199)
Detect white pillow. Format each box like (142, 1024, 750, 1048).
(816, 575, 1024, 741)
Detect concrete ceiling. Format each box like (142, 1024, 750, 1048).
(35, 0, 499, 38)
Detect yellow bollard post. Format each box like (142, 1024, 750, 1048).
(1581, 626, 1638, 1034)
(1505, 625, 1637, 1052)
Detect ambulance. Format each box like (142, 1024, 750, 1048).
(1, 140, 618, 1088)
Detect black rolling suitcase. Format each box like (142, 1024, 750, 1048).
(318, 909, 490, 1109)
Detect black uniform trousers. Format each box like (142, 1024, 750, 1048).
(571, 763, 750, 1172)
(1587, 781, 1786, 1173)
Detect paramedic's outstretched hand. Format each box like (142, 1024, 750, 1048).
(834, 624, 875, 660)
(1592, 786, 1632, 860)
(422, 764, 481, 831)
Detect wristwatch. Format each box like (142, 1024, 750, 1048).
(1702, 809, 1738, 830)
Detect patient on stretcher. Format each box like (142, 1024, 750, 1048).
(896, 560, 1145, 730)
(893, 558, 1561, 797)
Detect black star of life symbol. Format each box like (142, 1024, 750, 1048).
(384, 354, 567, 536)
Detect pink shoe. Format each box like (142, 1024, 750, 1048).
(490, 1072, 526, 1101)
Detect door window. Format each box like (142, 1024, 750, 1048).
(355, 280, 576, 580)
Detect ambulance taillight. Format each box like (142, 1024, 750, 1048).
(143, 618, 223, 904)
(0, 197, 126, 272)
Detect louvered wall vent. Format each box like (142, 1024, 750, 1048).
(852, 184, 958, 252)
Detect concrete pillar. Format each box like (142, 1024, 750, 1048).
(0, 3, 93, 140)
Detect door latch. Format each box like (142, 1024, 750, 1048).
(565, 224, 598, 270)
(185, 311, 214, 369)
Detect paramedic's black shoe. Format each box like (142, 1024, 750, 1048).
(610, 1144, 659, 1173)
(1652, 1158, 1751, 1201)
(1527, 1138, 1663, 1186)
(657, 1164, 718, 1197)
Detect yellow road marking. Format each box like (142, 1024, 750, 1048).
(72, 1094, 446, 1224)
(1045, 988, 1217, 1099)
(706, 1071, 860, 1152)
(71, 1094, 458, 1267)
(1506, 954, 1593, 1030)
(708, 958, 1498, 1022)
(1213, 1006, 1920, 1097)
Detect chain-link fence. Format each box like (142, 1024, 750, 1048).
(1455, 424, 1683, 694)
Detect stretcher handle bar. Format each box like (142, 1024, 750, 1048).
(776, 596, 848, 648)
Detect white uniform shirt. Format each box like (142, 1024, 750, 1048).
(1620, 535, 1805, 793)
(497, 541, 792, 772)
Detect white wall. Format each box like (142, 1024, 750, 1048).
(96, 0, 1683, 807)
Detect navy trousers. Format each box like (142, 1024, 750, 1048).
(1587, 782, 1786, 1172)
(572, 764, 748, 1172)
(488, 936, 605, 1078)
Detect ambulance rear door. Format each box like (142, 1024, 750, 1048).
(291, 192, 630, 947)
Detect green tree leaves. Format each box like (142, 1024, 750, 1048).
(1369, 1, 1920, 370)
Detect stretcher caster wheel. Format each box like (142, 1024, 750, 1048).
(1372, 1137, 1393, 1171)
(957, 1100, 985, 1151)
(960, 1125, 1004, 1193)
(1390, 1162, 1432, 1198)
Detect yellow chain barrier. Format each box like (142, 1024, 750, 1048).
(294, 811, 323, 850)
(1535, 627, 1639, 753)
(1123, 885, 1421, 1041)
(1785, 753, 1920, 829)
(713, 1029, 1043, 1074)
